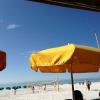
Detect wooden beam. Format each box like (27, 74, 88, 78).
(28, 0, 100, 12)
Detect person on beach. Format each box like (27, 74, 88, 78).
(86, 81, 91, 91)
(74, 90, 83, 100)
(79, 82, 81, 85)
(82, 82, 84, 85)
(32, 85, 35, 93)
(53, 80, 57, 90)
(44, 84, 46, 91)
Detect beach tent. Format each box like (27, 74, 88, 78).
(0, 50, 6, 71)
(29, 44, 100, 100)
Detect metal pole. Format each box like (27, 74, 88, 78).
(57, 74, 59, 91)
(71, 63, 75, 100)
(94, 33, 100, 48)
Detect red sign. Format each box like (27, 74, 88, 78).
(0, 51, 6, 71)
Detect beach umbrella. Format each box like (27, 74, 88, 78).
(23, 85, 27, 88)
(29, 44, 100, 100)
(6, 87, 11, 90)
(0, 50, 6, 71)
(0, 87, 4, 91)
(12, 86, 18, 95)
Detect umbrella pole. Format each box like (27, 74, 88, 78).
(71, 64, 75, 100)
(57, 74, 59, 91)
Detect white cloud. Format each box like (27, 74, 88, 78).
(7, 24, 21, 30)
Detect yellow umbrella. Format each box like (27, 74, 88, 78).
(29, 44, 100, 100)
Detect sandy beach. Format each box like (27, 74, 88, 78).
(0, 82, 100, 100)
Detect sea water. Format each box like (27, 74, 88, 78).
(0, 77, 100, 88)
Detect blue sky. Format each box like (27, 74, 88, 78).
(0, 0, 100, 84)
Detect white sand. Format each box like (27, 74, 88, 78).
(0, 82, 100, 100)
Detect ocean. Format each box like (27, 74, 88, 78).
(59, 78, 100, 84)
(0, 77, 100, 88)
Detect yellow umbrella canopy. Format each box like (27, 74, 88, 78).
(30, 44, 100, 73)
(29, 44, 100, 100)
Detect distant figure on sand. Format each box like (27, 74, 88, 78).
(74, 90, 83, 100)
(44, 84, 46, 91)
(53, 80, 57, 90)
(82, 82, 84, 85)
(79, 82, 81, 85)
(32, 85, 35, 93)
(86, 81, 91, 91)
